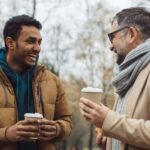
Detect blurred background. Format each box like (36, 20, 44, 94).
(0, 0, 150, 149)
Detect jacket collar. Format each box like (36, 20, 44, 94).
(125, 62, 150, 117)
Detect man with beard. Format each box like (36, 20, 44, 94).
(79, 7, 150, 150)
(0, 15, 72, 150)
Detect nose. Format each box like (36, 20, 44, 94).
(110, 44, 114, 51)
(33, 42, 41, 53)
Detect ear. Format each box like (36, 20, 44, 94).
(127, 26, 139, 43)
(5, 37, 16, 50)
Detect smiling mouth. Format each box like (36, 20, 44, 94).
(28, 55, 37, 62)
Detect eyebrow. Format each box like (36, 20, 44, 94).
(27, 36, 42, 41)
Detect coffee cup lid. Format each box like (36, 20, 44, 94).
(81, 87, 103, 93)
(24, 113, 43, 118)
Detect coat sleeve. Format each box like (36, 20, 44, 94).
(54, 78, 72, 140)
(102, 110, 150, 149)
(102, 63, 150, 149)
(0, 127, 8, 142)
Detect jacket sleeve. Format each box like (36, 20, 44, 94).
(54, 79, 72, 140)
(102, 110, 150, 149)
(0, 127, 8, 142)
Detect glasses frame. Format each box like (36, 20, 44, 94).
(108, 26, 129, 43)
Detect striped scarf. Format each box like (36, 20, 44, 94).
(112, 38, 150, 97)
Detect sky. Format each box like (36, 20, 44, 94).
(105, 0, 150, 10)
(0, 0, 148, 85)
(105, 0, 133, 9)
(38, 0, 140, 83)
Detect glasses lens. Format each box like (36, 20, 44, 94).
(108, 26, 129, 43)
(108, 33, 114, 42)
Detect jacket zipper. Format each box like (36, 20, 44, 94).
(32, 65, 45, 116)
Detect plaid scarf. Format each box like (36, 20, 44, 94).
(112, 38, 150, 97)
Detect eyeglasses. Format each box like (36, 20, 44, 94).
(108, 26, 129, 43)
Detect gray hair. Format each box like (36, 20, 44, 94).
(112, 7, 150, 40)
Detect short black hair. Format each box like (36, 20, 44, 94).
(112, 7, 150, 40)
(3, 14, 42, 49)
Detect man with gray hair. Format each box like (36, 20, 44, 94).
(79, 7, 150, 150)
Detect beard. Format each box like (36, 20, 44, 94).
(116, 54, 126, 65)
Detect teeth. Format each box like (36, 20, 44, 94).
(29, 55, 36, 61)
(29, 55, 36, 58)
(29, 55, 36, 57)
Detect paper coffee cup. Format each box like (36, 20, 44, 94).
(24, 113, 43, 140)
(81, 87, 103, 104)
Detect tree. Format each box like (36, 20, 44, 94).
(74, 2, 115, 149)
(32, 0, 37, 18)
(63, 74, 88, 150)
(41, 24, 73, 76)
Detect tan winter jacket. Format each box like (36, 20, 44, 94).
(0, 65, 72, 150)
(102, 63, 150, 150)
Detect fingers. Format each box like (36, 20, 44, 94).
(80, 97, 100, 108)
(16, 130, 39, 138)
(16, 118, 58, 141)
(96, 136, 107, 148)
(19, 118, 38, 125)
(17, 124, 39, 132)
(79, 100, 97, 121)
(16, 123, 39, 140)
(39, 120, 57, 140)
(96, 133, 102, 144)
(79, 97, 109, 128)
(6, 124, 38, 142)
(95, 128, 103, 146)
(95, 128, 103, 137)
(38, 118, 56, 125)
(38, 130, 56, 140)
(79, 104, 92, 117)
(79, 97, 100, 116)
(39, 124, 57, 132)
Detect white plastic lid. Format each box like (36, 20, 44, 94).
(81, 87, 103, 93)
(24, 113, 43, 118)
